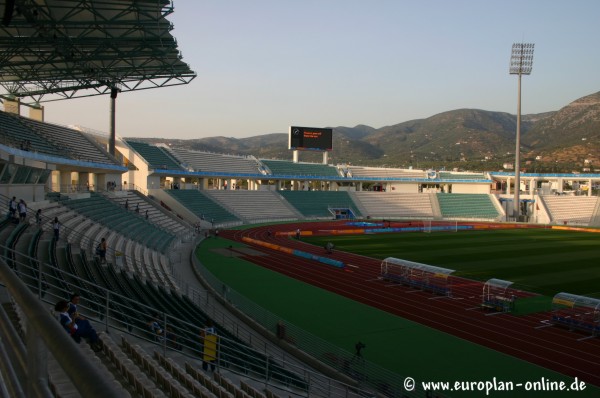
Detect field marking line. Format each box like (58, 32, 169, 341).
(346, 264, 359, 268)
(535, 320, 553, 329)
(485, 311, 508, 316)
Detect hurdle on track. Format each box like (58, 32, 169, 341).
(380, 257, 454, 297)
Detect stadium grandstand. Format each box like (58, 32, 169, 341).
(169, 147, 263, 175)
(3, 2, 600, 397)
(3, 105, 600, 396)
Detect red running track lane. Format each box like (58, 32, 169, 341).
(219, 221, 600, 387)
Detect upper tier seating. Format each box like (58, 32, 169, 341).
(15, 116, 117, 165)
(541, 195, 599, 225)
(126, 140, 183, 170)
(438, 172, 487, 180)
(353, 192, 434, 219)
(278, 190, 360, 218)
(105, 191, 190, 237)
(61, 193, 177, 253)
(0, 111, 67, 158)
(206, 190, 298, 222)
(436, 193, 499, 219)
(261, 160, 340, 177)
(169, 147, 261, 174)
(166, 189, 240, 225)
(346, 166, 425, 179)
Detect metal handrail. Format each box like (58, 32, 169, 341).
(0, 258, 127, 397)
(0, 243, 373, 397)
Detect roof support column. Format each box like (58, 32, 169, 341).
(109, 87, 118, 156)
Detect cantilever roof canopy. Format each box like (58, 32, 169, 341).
(0, 0, 196, 102)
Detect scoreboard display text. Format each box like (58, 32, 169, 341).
(288, 126, 333, 151)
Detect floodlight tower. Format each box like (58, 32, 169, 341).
(509, 43, 534, 220)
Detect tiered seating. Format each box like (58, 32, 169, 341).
(170, 147, 261, 174)
(436, 193, 499, 219)
(166, 189, 240, 225)
(353, 192, 434, 219)
(0, 111, 66, 157)
(1, 287, 122, 397)
(61, 193, 176, 253)
(4, 206, 313, 398)
(241, 380, 267, 398)
(120, 338, 199, 397)
(278, 191, 359, 218)
(541, 195, 599, 225)
(16, 116, 117, 165)
(153, 354, 223, 397)
(438, 172, 488, 180)
(346, 166, 425, 179)
(261, 160, 340, 177)
(126, 140, 183, 170)
(206, 191, 298, 222)
(106, 191, 190, 237)
(101, 334, 169, 398)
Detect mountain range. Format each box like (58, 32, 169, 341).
(131, 91, 600, 173)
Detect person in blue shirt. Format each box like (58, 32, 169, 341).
(54, 300, 101, 352)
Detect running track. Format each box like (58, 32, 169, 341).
(221, 221, 600, 387)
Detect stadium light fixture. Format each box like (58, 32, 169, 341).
(509, 42, 534, 220)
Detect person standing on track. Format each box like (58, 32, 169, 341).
(325, 242, 334, 254)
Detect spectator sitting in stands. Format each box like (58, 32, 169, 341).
(54, 300, 101, 352)
(148, 314, 181, 349)
(149, 315, 164, 339)
(68, 293, 84, 319)
(35, 209, 42, 226)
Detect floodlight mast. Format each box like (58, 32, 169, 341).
(509, 43, 534, 220)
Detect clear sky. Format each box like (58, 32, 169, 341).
(40, 0, 600, 139)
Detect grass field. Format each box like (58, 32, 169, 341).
(197, 236, 600, 397)
(303, 228, 600, 298)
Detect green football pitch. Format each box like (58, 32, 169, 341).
(304, 228, 600, 298)
(197, 229, 600, 398)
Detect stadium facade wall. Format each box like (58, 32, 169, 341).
(451, 184, 490, 194)
(533, 195, 551, 224)
(115, 138, 151, 190)
(0, 183, 44, 202)
(388, 183, 419, 193)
